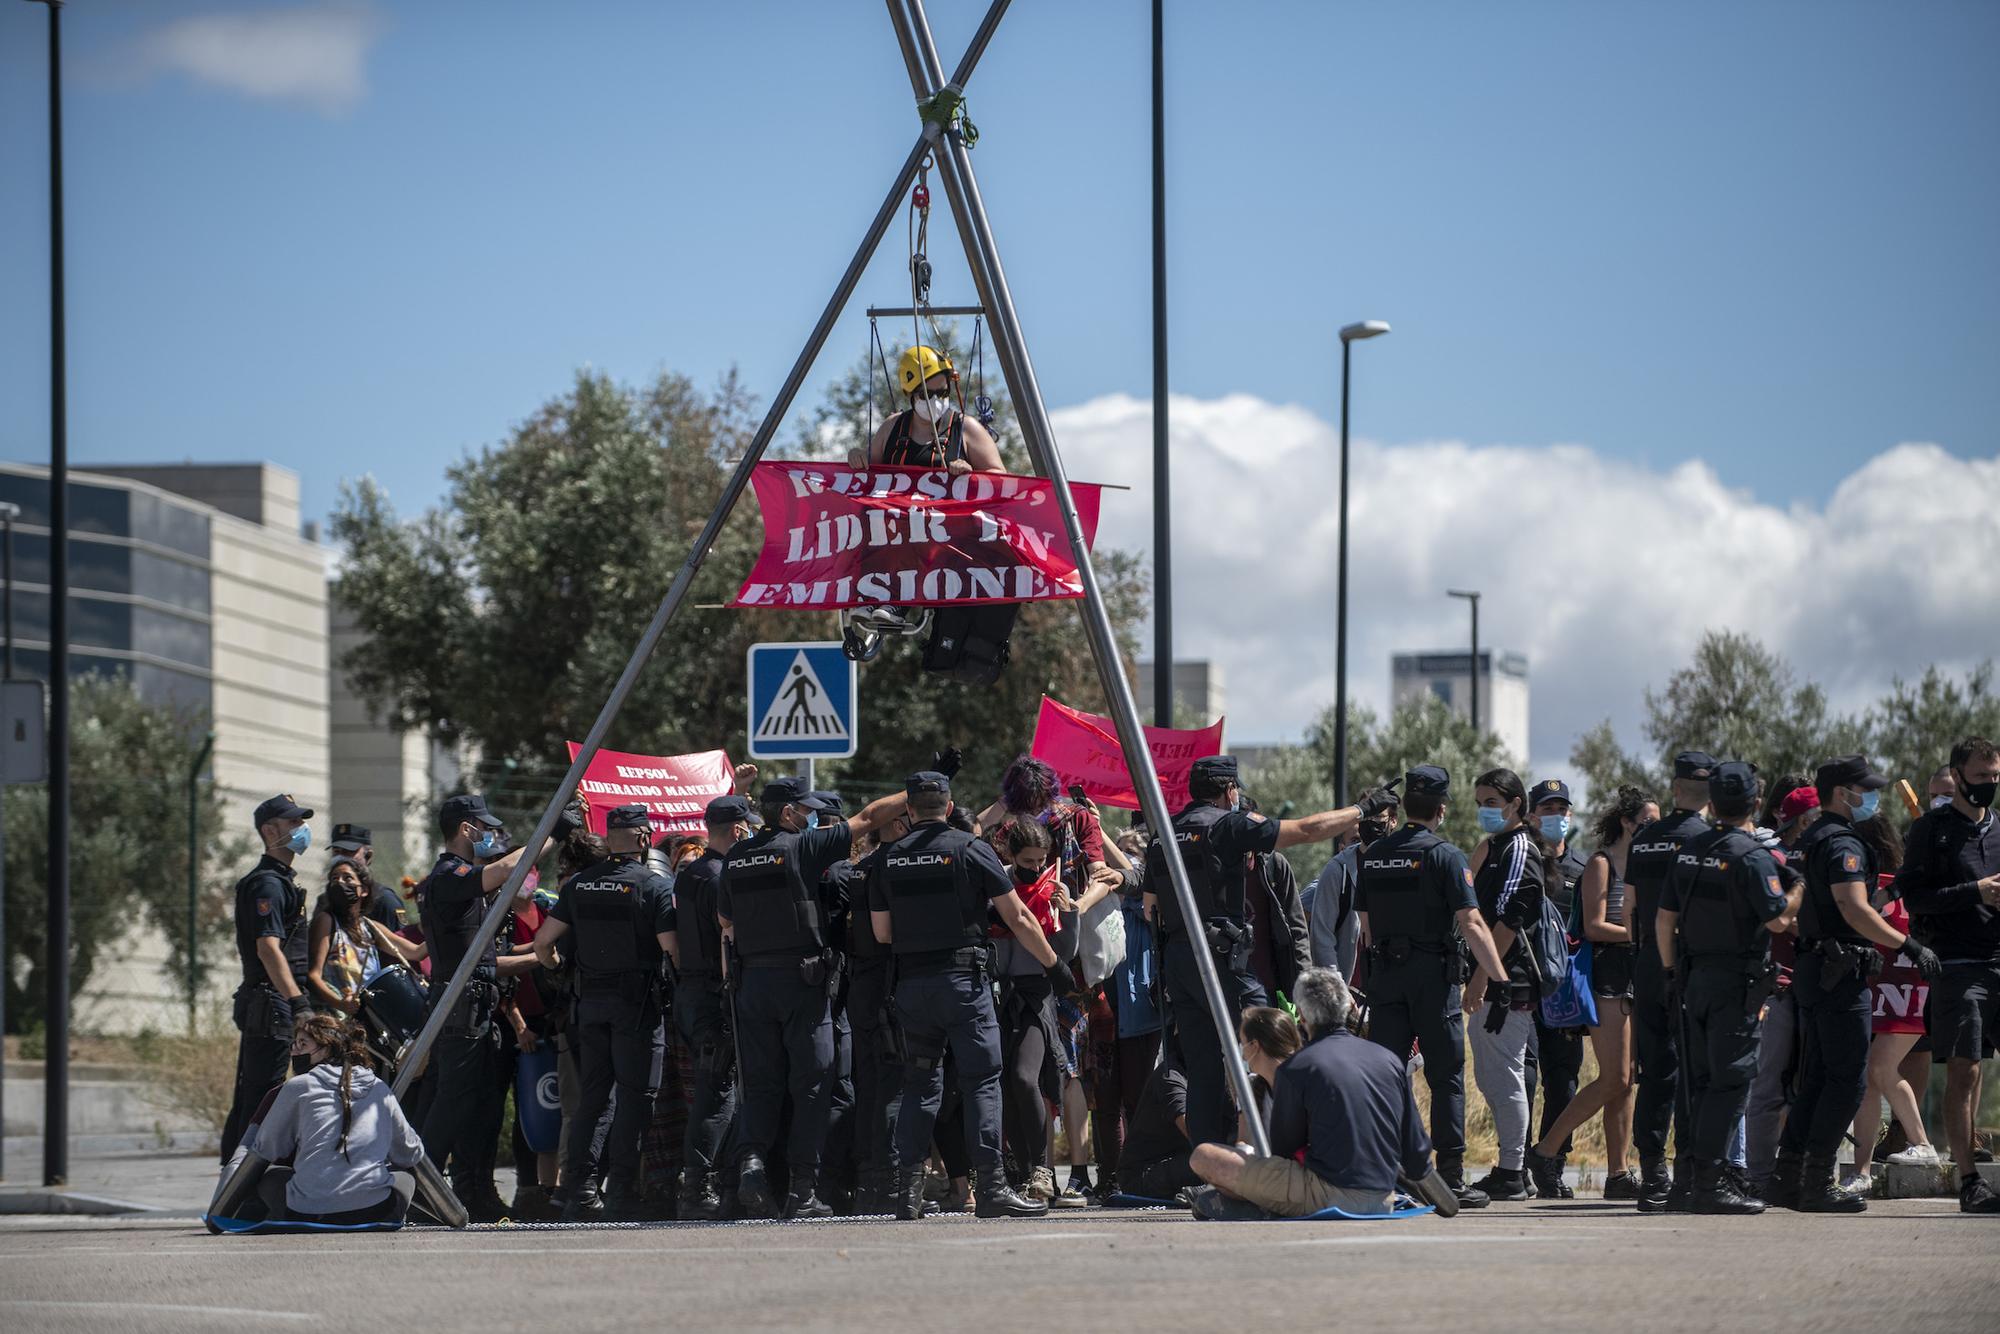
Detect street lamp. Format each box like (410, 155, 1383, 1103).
(1333, 320, 1390, 806)
(1447, 589, 1481, 740)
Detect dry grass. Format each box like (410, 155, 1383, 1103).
(132, 1014, 239, 1141)
(1415, 1038, 1616, 1172)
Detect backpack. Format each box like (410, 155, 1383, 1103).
(1521, 894, 1572, 998)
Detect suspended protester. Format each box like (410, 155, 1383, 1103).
(668, 795, 758, 1221)
(1521, 778, 1586, 1199)
(1356, 765, 1512, 1209)
(719, 777, 908, 1219)
(220, 794, 316, 1164)
(855, 345, 1005, 475)
(1892, 735, 2000, 1213)
(1462, 769, 1555, 1204)
(1653, 761, 1803, 1214)
(1772, 755, 1941, 1213)
(1144, 755, 1398, 1148)
(872, 771, 1056, 1220)
(416, 793, 530, 1223)
(532, 804, 674, 1221)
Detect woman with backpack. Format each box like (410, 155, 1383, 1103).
(1526, 785, 1659, 1199)
(1463, 768, 1555, 1202)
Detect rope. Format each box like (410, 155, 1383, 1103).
(916, 87, 978, 149)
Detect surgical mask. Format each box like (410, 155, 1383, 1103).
(1931, 795, 1954, 810)
(1958, 769, 1998, 810)
(1477, 806, 1509, 834)
(803, 811, 821, 830)
(1850, 790, 1880, 822)
(912, 395, 951, 424)
(1539, 814, 1571, 843)
(285, 825, 311, 855)
(473, 830, 502, 858)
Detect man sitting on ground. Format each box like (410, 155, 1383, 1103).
(1188, 967, 1458, 1219)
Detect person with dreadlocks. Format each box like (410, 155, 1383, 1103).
(226, 1011, 425, 1227)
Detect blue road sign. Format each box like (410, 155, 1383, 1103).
(746, 641, 858, 759)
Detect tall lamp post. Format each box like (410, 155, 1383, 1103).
(1332, 320, 1389, 806)
(1150, 0, 1172, 729)
(1448, 588, 1481, 740)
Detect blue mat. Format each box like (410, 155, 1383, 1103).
(1102, 1192, 1178, 1209)
(205, 1214, 406, 1235)
(1105, 1192, 1433, 1220)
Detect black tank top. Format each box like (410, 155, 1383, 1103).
(1591, 849, 1627, 927)
(881, 409, 964, 466)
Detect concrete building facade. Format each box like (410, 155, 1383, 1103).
(1391, 649, 1532, 768)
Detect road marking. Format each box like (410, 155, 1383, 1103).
(0, 1299, 314, 1321)
(933, 1231, 1113, 1245)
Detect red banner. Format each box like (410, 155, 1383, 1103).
(730, 463, 1104, 610)
(564, 743, 737, 840)
(1028, 696, 1226, 812)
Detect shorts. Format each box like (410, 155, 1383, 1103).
(1930, 962, 2000, 1064)
(1592, 944, 1636, 1002)
(1230, 1153, 1393, 1219)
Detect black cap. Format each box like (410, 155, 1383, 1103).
(906, 771, 951, 797)
(1816, 754, 1887, 792)
(1528, 779, 1571, 808)
(1673, 751, 1719, 780)
(1191, 755, 1240, 786)
(803, 790, 845, 815)
(438, 793, 503, 835)
(329, 822, 371, 852)
(761, 777, 809, 805)
(1405, 765, 1450, 797)
(1710, 760, 1760, 801)
(705, 794, 760, 827)
(253, 793, 313, 828)
(605, 803, 652, 830)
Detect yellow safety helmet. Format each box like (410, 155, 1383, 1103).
(897, 345, 955, 395)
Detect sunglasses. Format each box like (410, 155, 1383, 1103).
(916, 386, 954, 402)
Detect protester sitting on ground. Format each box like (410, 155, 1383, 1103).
(1188, 968, 1448, 1219)
(305, 856, 421, 1014)
(224, 1012, 426, 1228)
(851, 345, 1005, 475)
(1235, 1006, 1302, 1144)
(1851, 819, 1941, 1187)
(1115, 1047, 1200, 1202)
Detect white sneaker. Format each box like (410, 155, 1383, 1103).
(1886, 1143, 1941, 1167)
(1842, 1171, 1873, 1194)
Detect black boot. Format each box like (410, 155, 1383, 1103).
(1797, 1153, 1867, 1213)
(1763, 1147, 1805, 1211)
(895, 1168, 929, 1221)
(1438, 1158, 1490, 1209)
(1664, 1157, 1695, 1213)
(1635, 1156, 1672, 1213)
(737, 1152, 777, 1219)
(1690, 1159, 1765, 1215)
(1524, 1147, 1565, 1200)
(679, 1171, 724, 1222)
(1600, 1170, 1639, 1201)
(975, 1167, 1049, 1218)
(784, 1168, 833, 1220)
(557, 1185, 605, 1222)
(1469, 1166, 1529, 1202)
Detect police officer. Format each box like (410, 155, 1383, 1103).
(1144, 755, 1395, 1148)
(416, 793, 528, 1222)
(873, 771, 1055, 1220)
(811, 790, 862, 1210)
(1357, 766, 1512, 1209)
(1772, 754, 1941, 1212)
(848, 808, 912, 1214)
(1623, 751, 1716, 1212)
(533, 804, 674, 1220)
(219, 794, 314, 1163)
(718, 777, 907, 1219)
(1655, 761, 1802, 1214)
(1522, 778, 1586, 1199)
(666, 794, 756, 1220)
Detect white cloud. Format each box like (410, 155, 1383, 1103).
(1052, 392, 2000, 780)
(135, 3, 383, 115)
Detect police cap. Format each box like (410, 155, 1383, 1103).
(803, 790, 845, 815)
(329, 822, 371, 852)
(705, 794, 761, 827)
(1405, 765, 1450, 797)
(438, 793, 503, 835)
(253, 793, 313, 828)
(1190, 755, 1240, 787)
(906, 771, 951, 798)
(1528, 779, 1571, 808)
(1673, 751, 1719, 780)
(605, 804, 652, 830)
(1816, 754, 1887, 792)
(1709, 760, 1760, 802)
(761, 776, 810, 805)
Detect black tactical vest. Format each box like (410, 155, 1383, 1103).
(885, 824, 985, 955)
(1678, 828, 1768, 961)
(568, 857, 661, 986)
(1359, 825, 1458, 947)
(1626, 810, 1710, 947)
(675, 851, 724, 976)
(724, 830, 823, 958)
(1798, 815, 1871, 946)
(1148, 802, 1228, 933)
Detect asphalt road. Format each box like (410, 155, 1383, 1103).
(0, 1199, 1991, 1333)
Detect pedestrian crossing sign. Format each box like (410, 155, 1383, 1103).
(746, 642, 858, 759)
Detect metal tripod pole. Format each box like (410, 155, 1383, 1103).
(392, 1, 1014, 1098)
(886, 0, 1270, 1154)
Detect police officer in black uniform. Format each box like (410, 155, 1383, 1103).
(1522, 777, 1586, 1198)
(533, 804, 675, 1220)
(667, 794, 757, 1220)
(718, 776, 907, 1219)
(1623, 751, 1715, 1212)
(1356, 765, 1511, 1209)
(1655, 761, 1802, 1214)
(1143, 755, 1394, 1149)
(1772, 754, 1941, 1212)
(416, 793, 528, 1222)
(872, 771, 1055, 1220)
(848, 806, 912, 1214)
(219, 794, 314, 1163)
(811, 790, 862, 1210)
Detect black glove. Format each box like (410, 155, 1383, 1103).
(272, 992, 297, 1027)
(1357, 778, 1402, 818)
(1046, 961, 1081, 999)
(1664, 964, 1685, 1009)
(1900, 937, 1942, 981)
(1481, 977, 1511, 1032)
(933, 746, 963, 780)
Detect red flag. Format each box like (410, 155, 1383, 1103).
(730, 463, 1104, 610)
(1028, 696, 1226, 812)
(563, 743, 737, 840)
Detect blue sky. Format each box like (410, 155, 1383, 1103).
(2, 1, 1996, 761)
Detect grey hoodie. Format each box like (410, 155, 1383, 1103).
(239, 1061, 424, 1216)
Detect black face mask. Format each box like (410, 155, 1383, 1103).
(1958, 768, 1998, 810)
(292, 1052, 318, 1075)
(329, 884, 359, 911)
(1013, 864, 1043, 885)
(1358, 819, 1392, 847)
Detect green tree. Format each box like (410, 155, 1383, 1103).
(1867, 662, 2000, 786)
(3, 676, 240, 1029)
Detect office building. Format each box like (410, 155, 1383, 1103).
(1391, 649, 1531, 767)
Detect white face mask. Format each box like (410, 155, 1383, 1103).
(913, 395, 951, 424)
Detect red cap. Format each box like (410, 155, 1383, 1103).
(1778, 787, 1821, 823)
